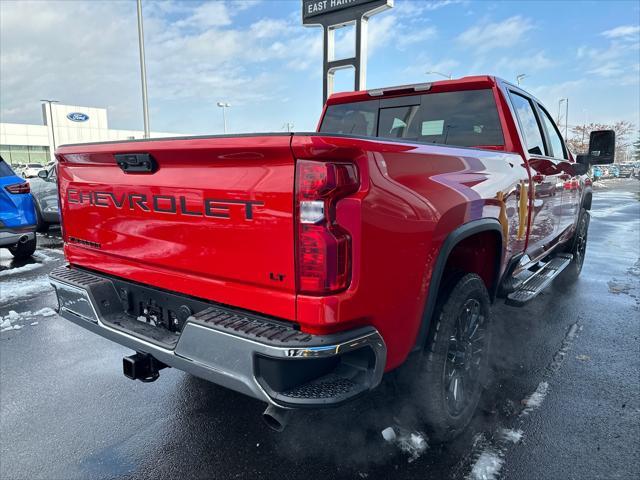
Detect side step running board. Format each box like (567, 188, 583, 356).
(505, 253, 573, 307)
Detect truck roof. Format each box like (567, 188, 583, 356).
(325, 75, 500, 105)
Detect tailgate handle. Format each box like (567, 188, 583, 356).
(115, 153, 157, 173)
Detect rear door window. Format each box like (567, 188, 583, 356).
(509, 92, 546, 156)
(320, 89, 504, 148)
(538, 105, 567, 159)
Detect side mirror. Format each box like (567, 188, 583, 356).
(37, 170, 48, 179)
(577, 130, 615, 165)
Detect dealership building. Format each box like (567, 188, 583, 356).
(0, 103, 182, 166)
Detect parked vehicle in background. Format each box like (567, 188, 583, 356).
(31, 166, 60, 232)
(49, 76, 615, 440)
(609, 165, 620, 178)
(592, 166, 604, 182)
(0, 156, 37, 259)
(21, 163, 45, 178)
(618, 163, 634, 178)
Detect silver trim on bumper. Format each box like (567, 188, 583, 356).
(50, 275, 386, 407)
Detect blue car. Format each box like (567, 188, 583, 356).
(0, 156, 38, 259)
(592, 166, 604, 181)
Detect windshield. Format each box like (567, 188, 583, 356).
(319, 89, 504, 148)
(28, 163, 43, 168)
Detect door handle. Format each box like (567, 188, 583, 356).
(532, 174, 544, 183)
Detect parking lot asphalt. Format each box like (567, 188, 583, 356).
(1, 179, 638, 480)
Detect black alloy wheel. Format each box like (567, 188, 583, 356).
(444, 298, 487, 416)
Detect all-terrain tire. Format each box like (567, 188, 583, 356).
(565, 208, 589, 279)
(403, 273, 492, 442)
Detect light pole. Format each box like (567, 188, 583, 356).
(564, 98, 569, 141)
(557, 98, 569, 141)
(217, 102, 231, 134)
(516, 73, 528, 86)
(557, 98, 566, 126)
(40, 99, 59, 160)
(425, 71, 452, 80)
(136, 0, 150, 138)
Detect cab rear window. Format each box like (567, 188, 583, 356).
(320, 89, 504, 148)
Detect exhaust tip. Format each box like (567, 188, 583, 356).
(262, 405, 291, 432)
(18, 235, 29, 244)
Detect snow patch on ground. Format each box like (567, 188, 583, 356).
(32, 251, 57, 262)
(0, 307, 57, 332)
(6, 310, 23, 321)
(468, 450, 504, 480)
(0, 262, 43, 277)
(0, 275, 53, 305)
(381, 426, 428, 462)
(522, 381, 549, 413)
(500, 429, 523, 444)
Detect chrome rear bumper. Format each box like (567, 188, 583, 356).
(50, 265, 386, 408)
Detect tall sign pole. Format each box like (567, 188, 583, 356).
(136, 0, 150, 139)
(40, 99, 59, 161)
(302, 0, 393, 103)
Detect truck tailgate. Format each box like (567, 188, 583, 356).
(56, 135, 296, 320)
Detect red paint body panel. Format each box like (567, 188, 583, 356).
(56, 76, 586, 374)
(292, 135, 526, 369)
(58, 136, 298, 320)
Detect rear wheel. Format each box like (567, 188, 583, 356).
(565, 208, 589, 279)
(8, 236, 37, 260)
(404, 273, 492, 442)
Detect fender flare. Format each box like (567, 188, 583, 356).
(412, 218, 504, 351)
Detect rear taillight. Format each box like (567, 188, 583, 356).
(4, 182, 30, 194)
(296, 160, 359, 294)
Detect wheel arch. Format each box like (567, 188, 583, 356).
(412, 218, 504, 351)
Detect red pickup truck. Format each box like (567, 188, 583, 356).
(49, 76, 614, 440)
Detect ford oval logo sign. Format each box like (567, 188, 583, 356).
(67, 112, 89, 122)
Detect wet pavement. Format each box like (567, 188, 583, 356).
(1, 179, 638, 480)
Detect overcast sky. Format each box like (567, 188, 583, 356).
(1, 0, 638, 135)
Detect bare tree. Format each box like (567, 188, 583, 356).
(633, 134, 640, 161)
(567, 121, 635, 162)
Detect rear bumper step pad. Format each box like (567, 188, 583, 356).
(49, 265, 386, 408)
